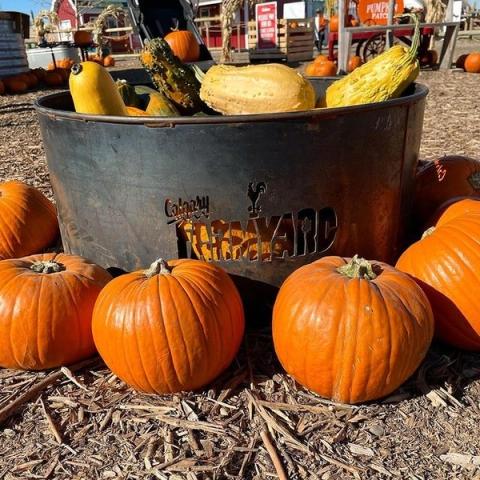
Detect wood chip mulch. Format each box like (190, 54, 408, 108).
(1, 65, 480, 480)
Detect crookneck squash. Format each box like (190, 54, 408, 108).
(139, 38, 205, 115)
(69, 62, 128, 116)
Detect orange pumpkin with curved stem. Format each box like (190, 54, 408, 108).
(0, 253, 112, 370)
(397, 205, 480, 350)
(273, 255, 434, 404)
(92, 258, 245, 393)
(164, 29, 200, 63)
(0, 181, 58, 260)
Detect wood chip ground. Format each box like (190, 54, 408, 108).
(1, 50, 480, 479)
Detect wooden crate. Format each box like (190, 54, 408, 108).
(248, 18, 314, 62)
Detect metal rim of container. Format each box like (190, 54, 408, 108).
(34, 82, 429, 126)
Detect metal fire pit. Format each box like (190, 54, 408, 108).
(35, 80, 427, 292)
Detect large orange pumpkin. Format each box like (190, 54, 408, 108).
(413, 156, 480, 231)
(92, 258, 245, 393)
(430, 197, 480, 226)
(464, 52, 480, 73)
(0, 253, 112, 370)
(164, 29, 200, 63)
(0, 181, 58, 259)
(397, 203, 480, 350)
(273, 255, 434, 404)
(348, 55, 363, 72)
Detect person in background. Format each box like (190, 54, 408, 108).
(314, 9, 327, 51)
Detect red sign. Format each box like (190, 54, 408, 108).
(358, 0, 404, 25)
(256, 2, 278, 49)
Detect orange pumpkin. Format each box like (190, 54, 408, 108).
(102, 55, 115, 67)
(413, 156, 480, 231)
(348, 55, 363, 72)
(0, 80, 4, 95)
(44, 71, 64, 87)
(92, 258, 245, 393)
(3, 77, 28, 94)
(164, 29, 200, 63)
(0, 181, 58, 259)
(464, 52, 480, 73)
(329, 15, 339, 32)
(397, 202, 480, 350)
(273, 255, 434, 404)
(0, 253, 111, 370)
(305, 60, 337, 77)
(74, 30, 93, 46)
(455, 54, 468, 69)
(56, 68, 70, 83)
(18, 73, 35, 88)
(31, 68, 47, 81)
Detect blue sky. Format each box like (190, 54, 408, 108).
(0, 0, 50, 16)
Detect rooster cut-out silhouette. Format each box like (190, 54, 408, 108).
(247, 182, 267, 218)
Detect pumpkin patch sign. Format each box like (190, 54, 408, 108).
(358, 0, 404, 25)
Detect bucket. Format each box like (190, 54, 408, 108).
(35, 79, 427, 291)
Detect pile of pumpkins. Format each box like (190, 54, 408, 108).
(0, 60, 72, 96)
(456, 52, 480, 73)
(1, 154, 480, 405)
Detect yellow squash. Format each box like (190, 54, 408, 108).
(200, 63, 316, 115)
(69, 61, 128, 116)
(325, 15, 420, 108)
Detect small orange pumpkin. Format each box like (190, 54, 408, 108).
(348, 55, 363, 72)
(92, 258, 245, 393)
(44, 71, 64, 87)
(3, 77, 28, 94)
(103, 55, 115, 67)
(305, 60, 336, 77)
(455, 54, 468, 69)
(397, 202, 480, 350)
(0, 181, 58, 259)
(273, 255, 434, 404)
(0, 253, 112, 370)
(164, 28, 200, 63)
(74, 30, 93, 46)
(464, 52, 480, 73)
(31, 68, 47, 81)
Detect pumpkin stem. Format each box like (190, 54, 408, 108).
(71, 63, 82, 75)
(145, 258, 171, 277)
(337, 255, 377, 280)
(30, 260, 65, 274)
(422, 226, 436, 239)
